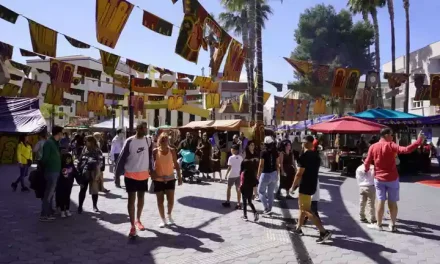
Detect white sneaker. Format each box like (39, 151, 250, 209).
(159, 219, 167, 228)
(367, 223, 383, 231)
(167, 215, 174, 225)
(60, 211, 66, 218)
(65, 210, 72, 217)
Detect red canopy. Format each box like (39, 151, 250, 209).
(308, 116, 387, 134)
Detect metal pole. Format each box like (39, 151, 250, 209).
(112, 81, 116, 133)
(129, 75, 134, 135)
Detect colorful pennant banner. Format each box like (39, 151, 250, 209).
(106, 93, 125, 101)
(44, 83, 63, 105)
(100, 50, 120, 76)
(9, 60, 32, 77)
(205, 93, 220, 109)
(1, 83, 19, 96)
(77, 66, 102, 80)
(126, 59, 149, 73)
(168, 95, 184, 110)
(0, 5, 18, 24)
(266, 80, 283, 92)
(50, 59, 75, 92)
(384, 72, 409, 89)
(0, 41, 13, 61)
(19, 48, 45, 60)
(142, 10, 173, 36)
(76, 101, 88, 117)
(430, 74, 440, 105)
(344, 69, 360, 99)
(65, 36, 91, 49)
(284, 57, 312, 77)
(223, 39, 245, 82)
(20, 78, 42, 98)
(95, 0, 134, 48)
(28, 19, 57, 57)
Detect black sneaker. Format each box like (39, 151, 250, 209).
(316, 230, 332, 243)
(290, 228, 304, 236)
(370, 219, 377, 224)
(11, 182, 17, 192)
(254, 212, 259, 222)
(222, 202, 231, 208)
(77, 207, 83, 214)
(241, 216, 248, 221)
(360, 218, 369, 223)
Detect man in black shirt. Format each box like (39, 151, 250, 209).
(291, 135, 332, 243)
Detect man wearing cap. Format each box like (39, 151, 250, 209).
(291, 135, 332, 243)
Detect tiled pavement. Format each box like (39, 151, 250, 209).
(1, 164, 440, 264)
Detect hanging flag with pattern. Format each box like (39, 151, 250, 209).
(344, 69, 360, 99)
(223, 39, 245, 82)
(331, 68, 349, 98)
(21, 78, 42, 98)
(77, 66, 102, 80)
(65, 36, 91, 49)
(284, 57, 312, 77)
(430, 74, 440, 105)
(126, 59, 149, 73)
(314, 65, 330, 83)
(44, 83, 63, 105)
(95, 0, 134, 48)
(50, 59, 75, 93)
(1, 83, 19, 96)
(9, 60, 32, 77)
(384, 72, 408, 89)
(168, 95, 184, 110)
(20, 48, 45, 60)
(142, 11, 173, 36)
(0, 41, 13, 61)
(265, 81, 283, 92)
(28, 19, 57, 57)
(0, 5, 18, 24)
(177, 72, 195, 80)
(99, 50, 120, 76)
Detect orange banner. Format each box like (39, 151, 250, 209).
(50, 59, 75, 93)
(44, 83, 63, 105)
(28, 20, 57, 57)
(223, 39, 245, 82)
(21, 78, 42, 98)
(331, 68, 349, 98)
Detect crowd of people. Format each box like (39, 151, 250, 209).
(11, 122, 427, 244)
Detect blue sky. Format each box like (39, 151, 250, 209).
(1, 0, 440, 106)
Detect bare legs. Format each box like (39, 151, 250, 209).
(155, 190, 175, 225)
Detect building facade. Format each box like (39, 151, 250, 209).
(382, 40, 440, 116)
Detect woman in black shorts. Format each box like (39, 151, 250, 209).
(152, 133, 182, 228)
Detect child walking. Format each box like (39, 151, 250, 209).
(355, 153, 376, 223)
(56, 152, 79, 217)
(222, 145, 243, 209)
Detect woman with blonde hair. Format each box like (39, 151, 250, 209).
(77, 135, 105, 213)
(152, 132, 182, 227)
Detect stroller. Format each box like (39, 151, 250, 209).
(180, 161, 201, 184)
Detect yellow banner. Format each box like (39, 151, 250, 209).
(168, 95, 184, 110)
(263, 92, 271, 104)
(178, 104, 210, 118)
(205, 93, 220, 109)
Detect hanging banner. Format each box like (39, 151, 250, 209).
(44, 83, 63, 105)
(1, 83, 19, 96)
(175, 0, 209, 63)
(28, 19, 57, 57)
(344, 69, 360, 99)
(365, 71, 379, 88)
(168, 95, 184, 110)
(330, 68, 348, 98)
(50, 59, 75, 93)
(313, 98, 326, 115)
(87, 91, 97, 111)
(132, 78, 167, 95)
(65, 36, 91, 49)
(266, 80, 283, 92)
(263, 92, 271, 105)
(284, 57, 312, 77)
(223, 39, 244, 82)
(76, 101, 88, 117)
(77, 66, 102, 80)
(283, 99, 295, 121)
(179, 104, 210, 118)
(126, 59, 149, 73)
(193, 76, 210, 86)
(414, 74, 426, 89)
(205, 93, 220, 109)
(113, 74, 129, 88)
(273, 96, 284, 120)
(9, 60, 32, 77)
(384, 72, 409, 89)
(95, 0, 134, 48)
(96, 92, 105, 112)
(430, 74, 440, 105)
(142, 10, 173, 36)
(154, 67, 174, 77)
(133, 95, 146, 118)
(297, 100, 309, 121)
(20, 78, 42, 98)
(177, 82, 197, 90)
(231, 100, 239, 112)
(177, 72, 195, 81)
(361, 88, 373, 111)
(99, 50, 120, 76)
(0, 41, 13, 61)
(19, 48, 45, 60)
(210, 27, 232, 77)
(156, 80, 174, 89)
(171, 0, 178, 3)
(0, 5, 18, 24)
(172, 89, 186, 95)
(147, 95, 165, 101)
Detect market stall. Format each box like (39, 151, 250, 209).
(308, 116, 387, 176)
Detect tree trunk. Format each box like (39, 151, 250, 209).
(371, 9, 383, 108)
(403, 0, 410, 113)
(255, 0, 264, 122)
(247, 0, 256, 121)
(241, 9, 253, 119)
(387, 0, 396, 110)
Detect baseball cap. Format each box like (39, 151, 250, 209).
(264, 136, 274, 144)
(231, 144, 240, 150)
(301, 135, 314, 143)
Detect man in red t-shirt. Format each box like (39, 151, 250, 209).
(312, 137, 319, 151)
(364, 127, 423, 232)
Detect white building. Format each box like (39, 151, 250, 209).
(382, 40, 440, 116)
(27, 55, 206, 128)
(215, 81, 251, 121)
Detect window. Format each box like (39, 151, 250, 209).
(98, 80, 101, 87)
(412, 98, 422, 109)
(189, 114, 195, 122)
(106, 77, 110, 83)
(70, 107, 73, 113)
(165, 109, 171, 125)
(177, 111, 183, 127)
(81, 75, 85, 84)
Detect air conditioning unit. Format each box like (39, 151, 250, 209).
(0, 59, 11, 85)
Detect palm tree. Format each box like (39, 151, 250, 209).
(348, 0, 385, 108)
(403, 0, 410, 112)
(219, 0, 273, 121)
(386, 0, 397, 110)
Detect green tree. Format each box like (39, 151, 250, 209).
(348, 0, 385, 107)
(289, 4, 375, 99)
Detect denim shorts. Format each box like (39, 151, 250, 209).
(374, 178, 399, 202)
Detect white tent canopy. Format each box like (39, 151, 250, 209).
(91, 117, 156, 130)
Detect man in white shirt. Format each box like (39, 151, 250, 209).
(111, 129, 124, 188)
(222, 144, 243, 209)
(356, 153, 376, 224)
